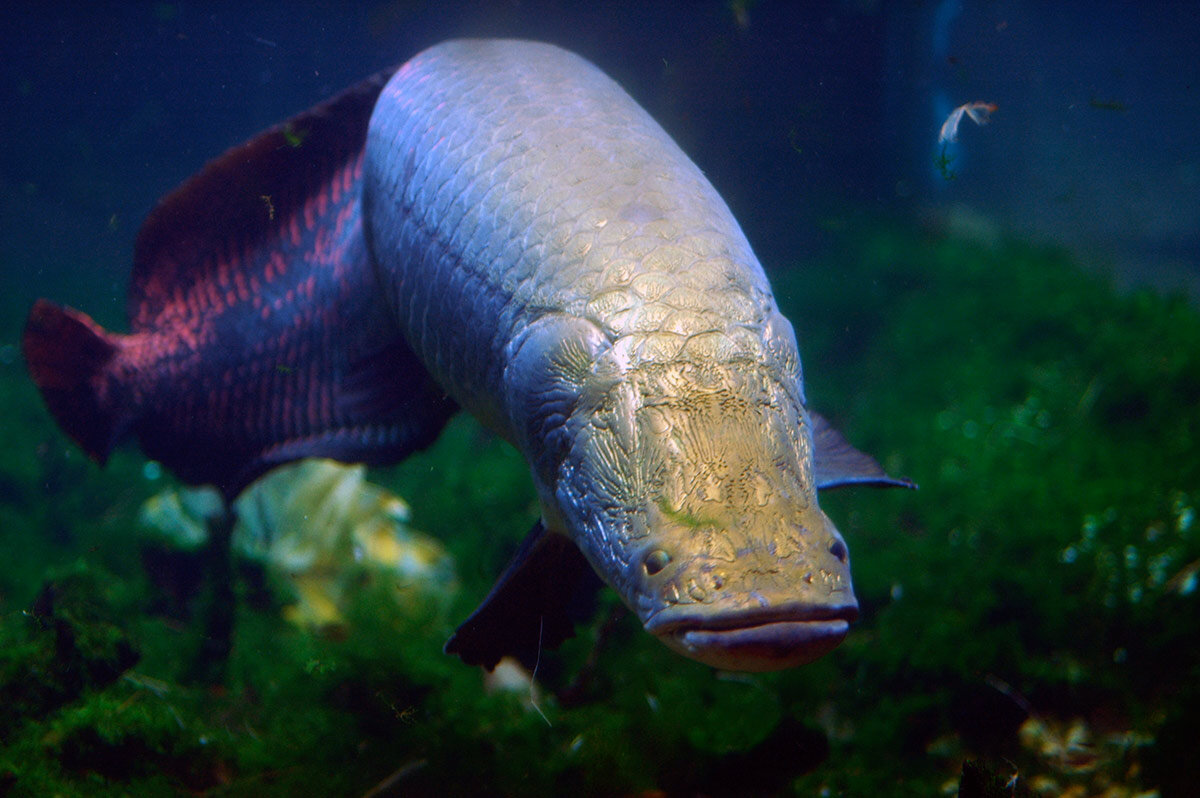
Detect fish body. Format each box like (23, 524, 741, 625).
(24, 40, 910, 672)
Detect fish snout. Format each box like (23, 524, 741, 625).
(633, 517, 859, 671)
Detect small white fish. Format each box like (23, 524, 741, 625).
(939, 101, 998, 143)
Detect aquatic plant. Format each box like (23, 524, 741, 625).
(0, 222, 1196, 795)
(777, 223, 1198, 795)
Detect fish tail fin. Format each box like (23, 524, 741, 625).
(22, 299, 135, 463)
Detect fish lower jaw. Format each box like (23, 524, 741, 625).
(645, 604, 857, 672)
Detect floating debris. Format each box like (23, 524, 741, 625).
(939, 101, 998, 144)
(1017, 715, 1157, 797)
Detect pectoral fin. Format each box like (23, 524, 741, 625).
(811, 411, 916, 490)
(445, 520, 600, 671)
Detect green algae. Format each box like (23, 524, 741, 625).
(778, 226, 1200, 796)
(0, 563, 138, 740)
(0, 222, 1197, 795)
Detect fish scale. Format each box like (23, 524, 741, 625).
(365, 40, 777, 428)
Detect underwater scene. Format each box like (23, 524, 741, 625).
(1, 3, 1197, 796)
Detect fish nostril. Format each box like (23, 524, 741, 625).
(643, 549, 671, 576)
(829, 539, 848, 563)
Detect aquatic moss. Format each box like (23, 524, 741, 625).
(0, 221, 1196, 795)
(0, 562, 138, 739)
(777, 224, 1199, 795)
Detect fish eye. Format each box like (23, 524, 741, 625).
(829, 539, 848, 564)
(643, 549, 671, 575)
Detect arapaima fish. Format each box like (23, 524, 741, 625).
(24, 40, 911, 672)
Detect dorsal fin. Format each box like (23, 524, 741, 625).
(128, 68, 394, 330)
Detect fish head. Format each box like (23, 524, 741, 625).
(555, 358, 858, 672)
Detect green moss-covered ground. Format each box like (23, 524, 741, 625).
(0, 223, 1197, 796)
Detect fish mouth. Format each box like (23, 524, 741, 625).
(644, 603, 858, 672)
